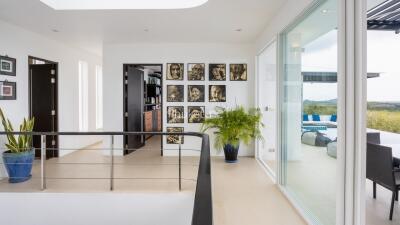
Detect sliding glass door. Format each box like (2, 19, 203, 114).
(280, 0, 339, 224)
(257, 40, 278, 177)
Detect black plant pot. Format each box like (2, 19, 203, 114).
(223, 144, 239, 163)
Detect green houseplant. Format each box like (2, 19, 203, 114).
(0, 108, 35, 183)
(201, 106, 263, 162)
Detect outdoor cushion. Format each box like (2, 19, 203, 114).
(303, 114, 309, 121)
(315, 132, 332, 147)
(312, 114, 321, 121)
(327, 141, 337, 158)
(302, 131, 332, 147)
(330, 114, 337, 122)
(301, 131, 317, 146)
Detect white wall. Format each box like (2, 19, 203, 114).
(0, 20, 102, 177)
(255, 0, 313, 52)
(103, 43, 255, 156)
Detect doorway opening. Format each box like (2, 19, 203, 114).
(123, 64, 163, 156)
(28, 56, 58, 159)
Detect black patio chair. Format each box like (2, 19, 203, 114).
(367, 142, 400, 220)
(367, 132, 381, 144)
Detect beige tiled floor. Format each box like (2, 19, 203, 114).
(0, 136, 305, 225)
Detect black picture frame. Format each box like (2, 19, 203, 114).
(166, 63, 184, 80)
(167, 85, 184, 102)
(188, 85, 205, 102)
(188, 106, 205, 123)
(166, 127, 184, 144)
(0, 81, 17, 100)
(167, 106, 184, 123)
(187, 63, 205, 81)
(0, 56, 16, 76)
(209, 85, 226, 102)
(230, 64, 247, 81)
(209, 64, 226, 81)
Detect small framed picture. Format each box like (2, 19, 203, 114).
(188, 106, 205, 123)
(188, 85, 205, 102)
(167, 85, 184, 102)
(167, 63, 184, 80)
(0, 81, 16, 100)
(167, 127, 184, 144)
(0, 56, 16, 76)
(230, 64, 247, 81)
(188, 63, 205, 81)
(167, 106, 184, 123)
(209, 85, 226, 102)
(209, 64, 226, 81)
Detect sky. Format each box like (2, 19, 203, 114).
(301, 29, 400, 102)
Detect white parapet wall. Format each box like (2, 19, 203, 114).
(0, 192, 194, 225)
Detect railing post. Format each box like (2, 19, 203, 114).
(110, 135, 114, 191)
(40, 135, 46, 190)
(179, 135, 182, 191)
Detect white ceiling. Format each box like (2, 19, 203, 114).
(0, 0, 286, 55)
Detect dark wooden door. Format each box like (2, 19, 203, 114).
(30, 64, 58, 158)
(125, 67, 145, 153)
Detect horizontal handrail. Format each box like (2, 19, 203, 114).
(0, 131, 204, 137)
(0, 131, 213, 225)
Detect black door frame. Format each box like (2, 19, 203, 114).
(123, 63, 163, 156)
(28, 56, 59, 158)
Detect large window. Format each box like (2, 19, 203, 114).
(79, 61, 89, 131)
(95, 65, 103, 130)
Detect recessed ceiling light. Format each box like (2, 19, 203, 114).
(321, 9, 329, 13)
(39, 0, 208, 10)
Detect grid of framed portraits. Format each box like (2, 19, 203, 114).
(166, 63, 246, 128)
(166, 127, 184, 144)
(0, 81, 16, 100)
(166, 63, 247, 81)
(0, 56, 16, 76)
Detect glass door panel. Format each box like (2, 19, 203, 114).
(257, 41, 278, 176)
(280, 0, 339, 224)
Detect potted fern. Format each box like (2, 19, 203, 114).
(202, 106, 263, 163)
(0, 109, 35, 183)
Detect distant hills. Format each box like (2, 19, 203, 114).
(303, 99, 337, 106)
(304, 99, 400, 111)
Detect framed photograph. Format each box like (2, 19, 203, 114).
(209, 85, 226, 102)
(188, 106, 205, 123)
(167, 106, 184, 123)
(167, 63, 184, 80)
(167, 85, 184, 102)
(209, 64, 226, 81)
(167, 127, 184, 144)
(188, 63, 205, 81)
(230, 64, 247, 81)
(0, 56, 16, 76)
(0, 81, 16, 100)
(188, 85, 205, 102)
